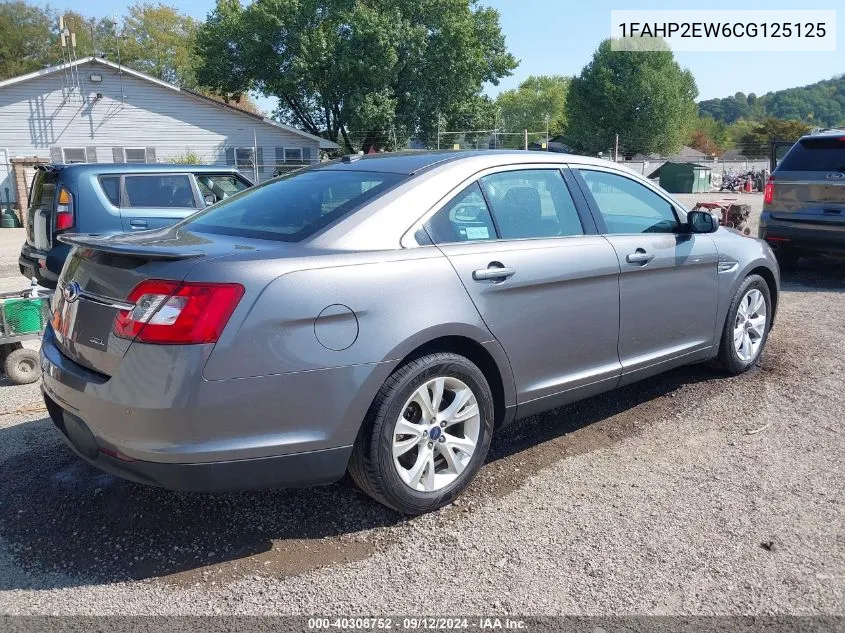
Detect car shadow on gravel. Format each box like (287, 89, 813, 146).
(779, 256, 845, 293)
(0, 360, 732, 591)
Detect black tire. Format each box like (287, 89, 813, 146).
(349, 352, 494, 514)
(0, 342, 23, 366)
(4, 347, 41, 385)
(713, 274, 772, 375)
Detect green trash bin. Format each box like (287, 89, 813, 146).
(2, 298, 47, 334)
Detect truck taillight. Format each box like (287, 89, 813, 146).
(55, 187, 74, 230)
(763, 177, 775, 205)
(113, 280, 244, 344)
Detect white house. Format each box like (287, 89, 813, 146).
(0, 56, 337, 209)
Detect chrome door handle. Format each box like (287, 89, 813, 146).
(472, 266, 516, 281)
(626, 249, 654, 264)
(129, 219, 148, 229)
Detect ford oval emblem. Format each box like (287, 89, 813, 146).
(826, 172, 845, 180)
(62, 281, 81, 303)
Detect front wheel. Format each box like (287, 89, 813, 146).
(713, 274, 772, 375)
(349, 352, 494, 514)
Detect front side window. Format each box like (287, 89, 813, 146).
(480, 169, 583, 239)
(124, 175, 197, 208)
(196, 174, 250, 204)
(425, 182, 497, 244)
(182, 169, 405, 242)
(579, 169, 680, 234)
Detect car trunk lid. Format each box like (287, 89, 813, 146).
(50, 226, 279, 376)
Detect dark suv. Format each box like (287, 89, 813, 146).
(759, 129, 845, 267)
(19, 164, 252, 287)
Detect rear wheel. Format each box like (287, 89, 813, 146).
(713, 275, 772, 375)
(349, 353, 494, 514)
(4, 347, 41, 384)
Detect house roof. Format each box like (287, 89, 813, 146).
(0, 57, 338, 149)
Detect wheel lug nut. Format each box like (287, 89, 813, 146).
(427, 442, 433, 448)
(440, 421, 446, 428)
(438, 436, 446, 443)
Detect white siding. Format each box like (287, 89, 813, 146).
(0, 60, 322, 182)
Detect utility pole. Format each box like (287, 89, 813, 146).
(524, 129, 528, 151)
(614, 133, 619, 162)
(436, 114, 440, 150)
(253, 127, 258, 183)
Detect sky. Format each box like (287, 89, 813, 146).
(44, 0, 843, 115)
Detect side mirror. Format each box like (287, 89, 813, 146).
(687, 209, 718, 234)
(203, 194, 216, 207)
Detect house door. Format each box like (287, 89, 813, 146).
(0, 149, 14, 209)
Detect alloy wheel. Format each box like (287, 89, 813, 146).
(733, 288, 767, 362)
(392, 377, 481, 492)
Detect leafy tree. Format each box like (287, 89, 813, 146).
(564, 39, 698, 155)
(496, 75, 569, 140)
(688, 115, 732, 156)
(734, 117, 812, 158)
(699, 75, 844, 127)
(118, 3, 202, 89)
(194, 0, 517, 152)
(0, 1, 55, 79)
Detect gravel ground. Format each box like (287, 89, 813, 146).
(0, 200, 843, 616)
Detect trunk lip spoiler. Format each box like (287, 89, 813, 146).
(57, 233, 206, 260)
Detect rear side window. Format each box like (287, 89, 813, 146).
(778, 137, 845, 172)
(426, 182, 497, 244)
(195, 174, 250, 205)
(99, 176, 120, 206)
(182, 169, 405, 242)
(124, 175, 197, 208)
(480, 169, 583, 239)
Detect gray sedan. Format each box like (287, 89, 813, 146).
(41, 151, 779, 514)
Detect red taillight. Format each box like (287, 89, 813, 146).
(763, 177, 775, 205)
(113, 280, 244, 344)
(55, 186, 74, 230)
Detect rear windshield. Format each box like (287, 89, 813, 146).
(28, 170, 58, 209)
(778, 137, 845, 172)
(181, 169, 405, 242)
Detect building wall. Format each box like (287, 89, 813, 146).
(0, 60, 322, 193)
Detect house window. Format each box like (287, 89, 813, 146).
(235, 148, 255, 170)
(124, 148, 147, 163)
(285, 148, 304, 164)
(63, 148, 87, 164)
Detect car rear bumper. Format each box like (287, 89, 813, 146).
(19, 242, 68, 286)
(40, 324, 394, 491)
(43, 390, 352, 491)
(759, 211, 845, 254)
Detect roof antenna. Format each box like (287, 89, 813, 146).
(112, 16, 126, 101)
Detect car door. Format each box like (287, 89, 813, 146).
(573, 166, 719, 384)
(425, 167, 622, 415)
(119, 173, 202, 231)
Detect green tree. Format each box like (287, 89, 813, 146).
(734, 117, 812, 158)
(0, 1, 55, 79)
(688, 115, 732, 156)
(194, 0, 517, 152)
(496, 75, 569, 141)
(565, 39, 698, 156)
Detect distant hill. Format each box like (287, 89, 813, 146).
(699, 75, 845, 127)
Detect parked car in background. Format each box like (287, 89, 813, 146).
(19, 163, 253, 287)
(41, 151, 779, 514)
(760, 129, 845, 267)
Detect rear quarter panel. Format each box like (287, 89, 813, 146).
(200, 248, 508, 383)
